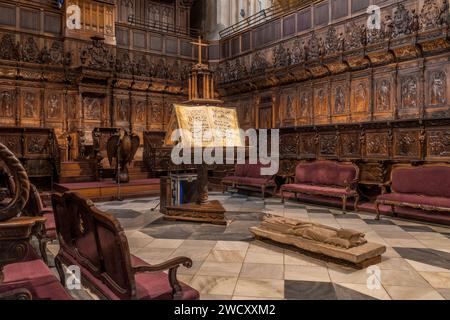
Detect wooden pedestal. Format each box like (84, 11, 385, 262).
(164, 200, 227, 225)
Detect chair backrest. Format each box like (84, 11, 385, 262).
(295, 160, 359, 187)
(58, 192, 136, 300)
(51, 193, 76, 250)
(234, 163, 275, 179)
(391, 164, 450, 198)
(23, 184, 45, 217)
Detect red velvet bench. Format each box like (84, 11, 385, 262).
(280, 160, 360, 213)
(52, 192, 199, 300)
(376, 164, 450, 220)
(0, 245, 72, 300)
(222, 163, 277, 199)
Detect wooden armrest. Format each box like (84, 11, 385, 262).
(133, 257, 193, 300)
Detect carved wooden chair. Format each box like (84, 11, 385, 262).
(22, 184, 57, 265)
(52, 192, 199, 300)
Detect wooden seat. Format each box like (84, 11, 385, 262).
(52, 192, 199, 300)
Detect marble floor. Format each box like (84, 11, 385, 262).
(49, 192, 450, 300)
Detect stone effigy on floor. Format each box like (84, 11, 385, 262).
(250, 214, 386, 269)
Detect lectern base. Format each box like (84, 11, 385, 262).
(164, 200, 227, 225)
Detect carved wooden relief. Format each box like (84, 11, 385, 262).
(299, 133, 316, 157)
(393, 129, 421, 159)
(351, 79, 370, 122)
(46, 93, 62, 120)
(116, 98, 130, 123)
(340, 132, 361, 158)
(0, 134, 21, 155)
(280, 133, 298, 158)
(25, 134, 49, 156)
(0, 89, 15, 119)
(314, 86, 329, 124)
(83, 96, 103, 121)
(365, 131, 390, 158)
(319, 134, 338, 157)
(297, 89, 312, 125)
(281, 91, 297, 127)
(398, 74, 420, 118)
(429, 71, 447, 106)
(134, 99, 147, 124)
(427, 128, 450, 160)
(22, 91, 39, 119)
(375, 78, 392, 114)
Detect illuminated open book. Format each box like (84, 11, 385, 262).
(165, 104, 243, 148)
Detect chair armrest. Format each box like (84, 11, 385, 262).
(133, 256, 193, 299)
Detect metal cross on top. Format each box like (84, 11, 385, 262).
(191, 36, 208, 65)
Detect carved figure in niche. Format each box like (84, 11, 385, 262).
(317, 89, 327, 115)
(410, 9, 420, 33)
(345, 22, 365, 50)
(401, 77, 417, 109)
(151, 103, 162, 123)
(342, 134, 358, 156)
(325, 27, 340, 55)
(292, 39, 305, 64)
(307, 33, 319, 60)
(81, 37, 114, 70)
(48, 94, 59, 118)
(0, 34, 19, 61)
(355, 83, 366, 112)
(84, 97, 101, 120)
(284, 95, 295, 120)
(49, 41, 64, 65)
(392, 3, 411, 38)
(383, 15, 393, 39)
(23, 92, 36, 118)
(431, 71, 446, 105)
(118, 100, 129, 121)
(243, 103, 252, 123)
(420, 0, 441, 30)
(335, 87, 346, 114)
(440, 0, 449, 26)
(299, 92, 310, 118)
(377, 80, 391, 111)
(0, 91, 13, 117)
(21, 37, 40, 63)
(135, 102, 146, 122)
(273, 44, 289, 68)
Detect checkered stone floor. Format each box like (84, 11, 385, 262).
(50, 193, 450, 300)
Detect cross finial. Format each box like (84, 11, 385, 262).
(191, 36, 208, 65)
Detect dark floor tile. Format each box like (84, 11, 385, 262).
(285, 204, 307, 209)
(399, 225, 435, 233)
(333, 284, 377, 300)
(363, 219, 395, 225)
(333, 213, 361, 219)
(307, 208, 331, 214)
(284, 280, 337, 300)
(107, 209, 142, 219)
(394, 247, 450, 271)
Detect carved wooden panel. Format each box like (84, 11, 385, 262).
(299, 133, 316, 158)
(0, 88, 16, 125)
(45, 92, 62, 120)
(280, 133, 298, 158)
(297, 88, 312, 125)
(340, 132, 361, 159)
(25, 134, 49, 157)
(313, 85, 329, 124)
(373, 74, 395, 120)
(331, 81, 348, 123)
(426, 127, 450, 161)
(393, 129, 422, 160)
(398, 73, 421, 119)
(280, 89, 297, 127)
(365, 131, 390, 159)
(149, 100, 164, 130)
(0, 134, 21, 156)
(350, 78, 370, 122)
(425, 68, 449, 118)
(21, 90, 40, 122)
(116, 97, 130, 124)
(319, 133, 338, 158)
(83, 96, 104, 121)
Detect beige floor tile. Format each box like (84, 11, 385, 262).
(437, 288, 450, 299)
(248, 241, 285, 254)
(134, 247, 175, 260)
(384, 238, 426, 248)
(244, 251, 284, 264)
(405, 259, 450, 273)
(232, 296, 280, 300)
(178, 260, 203, 275)
(200, 295, 232, 300)
(285, 265, 330, 282)
(170, 246, 213, 261)
(190, 276, 238, 296)
(182, 240, 217, 248)
(214, 241, 249, 251)
(178, 274, 194, 284)
(409, 232, 448, 241)
(419, 272, 450, 289)
(337, 283, 391, 300)
(234, 279, 284, 298)
(284, 251, 327, 267)
(378, 257, 415, 271)
(419, 239, 450, 250)
(385, 285, 445, 300)
(197, 262, 243, 277)
(240, 263, 284, 279)
(380, 269, 430, 287)
(145, 239, 184, 249)
(329, 267, 374, 285)
(127, 237, 154, 248)
(205, 250, 247, 263)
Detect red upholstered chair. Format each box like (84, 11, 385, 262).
(0, 243, 72, 300)
(22, 185, 57, 265)
(52, 192, 200, 300)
